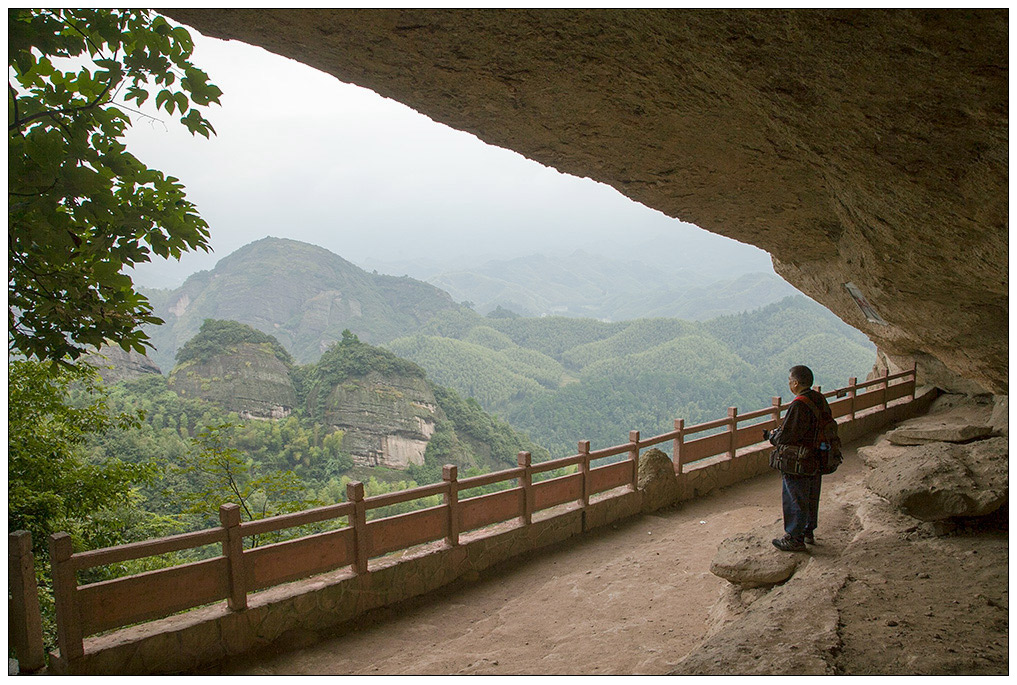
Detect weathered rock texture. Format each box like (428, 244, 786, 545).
(168, 342, 296, 420)
(84, 345, 162, 384)
(696, 395, 1007, 674)
(862, 437, 1008, 521)
(858, 395, 1007, 520)
(637, 448, 679, 513)
(709, 519, 807, 588)
(686, 481, 1008, 674)
(318, 372, 439, 468)
(165, 9, 1008, 394)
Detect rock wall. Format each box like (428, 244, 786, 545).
(319, 372, 439, 468)
(165, 9, 1008, 394)
(168, 342, 296, 420)
(84, 345, 163, 384)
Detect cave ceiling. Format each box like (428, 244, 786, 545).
(164, 9, 1008, 394)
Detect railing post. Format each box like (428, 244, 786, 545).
(911, 361, 918, 400)
(9, 532, 45, 672)
(219, 504, 247, 612)
(628, 430, 640, 490)
(881, 368, 890, 410)
(578, 440, 591, 516)
(847, 378, 857, 420)
(49, 532, 84, 663)
(443, 465, 460, 547)
(771, 396, 782, 426)
(518, 451, 533, 526)
(347, 481, 369, 575)
(727, 407, 738, 460)
(673, 419, 684, 475)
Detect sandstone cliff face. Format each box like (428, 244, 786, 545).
(168, 342, 297, 420)
(317, 371, 439, 469)
(84, 345, 162, 384)
(166, 9, 1007, 394)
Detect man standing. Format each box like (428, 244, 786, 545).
(766, 365, 832, 552)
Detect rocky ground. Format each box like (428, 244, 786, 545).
(215, 394, 1007, 676)
(679, 393, 1008, 675)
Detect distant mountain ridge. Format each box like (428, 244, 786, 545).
(142, 237, 463, 372)
(423, 250, 798, 320)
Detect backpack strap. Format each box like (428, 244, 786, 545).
(791, 393, 824, 447)
(793, 393, 822, 418)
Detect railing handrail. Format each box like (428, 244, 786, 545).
(239, 500, 354, 537)
(69, 527, 225, 572)
(43, 365, 917, 663)
(60, 366, 917, 576)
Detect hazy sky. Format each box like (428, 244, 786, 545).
(125, 28, 775, 288)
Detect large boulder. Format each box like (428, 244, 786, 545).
(884, 395, 999, 445)
(637, 448, 679, 513)
(709, 520, 807, 588)
(864, 437, 1008, 521)
(887, 423, 994, 446)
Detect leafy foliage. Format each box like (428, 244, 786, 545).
(175, 318, 293, 366)
(388, 296, 876, 458)
(8, 9, 220, 363)
(431, 385, 547, 466)
(8, 360, 155, 558)
(176, 423, 307, 534)
(387, 334, 553, 413)
(305, 330, 426, 417)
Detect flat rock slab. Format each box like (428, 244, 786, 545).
(710, 523, 808, 588)
(886, 423, 993, 445)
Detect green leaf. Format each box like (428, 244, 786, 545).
(8, 9, 219, 364)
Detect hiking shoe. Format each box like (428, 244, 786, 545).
(804, 533, 815, 545)
(772, 534, 807, 552)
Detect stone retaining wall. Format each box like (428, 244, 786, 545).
(57, 490, 643, 674)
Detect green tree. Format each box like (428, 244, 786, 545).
(8, 9, 221, 363)
(175, 319, 294, 366)
(178, 423, 307, 537)
(8, 360, 155, 557)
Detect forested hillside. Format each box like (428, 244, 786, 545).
(387, 296, 876, 457)
(141, 237, 464, 372)
(138, 238, 804, 373)
(13, 326, 549, 562)
(11, 251, 875, 641)
(132, 235, 876, 463)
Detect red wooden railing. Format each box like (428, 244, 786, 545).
(21, 367, 917, 665)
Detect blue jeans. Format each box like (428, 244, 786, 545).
(782, 473, 822, 541)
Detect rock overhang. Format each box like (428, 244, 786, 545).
(163, 9, 1008, 394)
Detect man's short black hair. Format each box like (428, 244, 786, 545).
(789, 365, 814, 388)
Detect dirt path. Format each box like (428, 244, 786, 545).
(218, 464, 834, 676)
(209, 402, 1007, 676)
